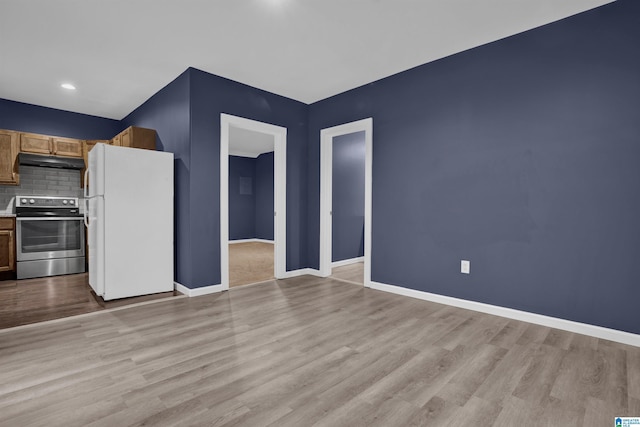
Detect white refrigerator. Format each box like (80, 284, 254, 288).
(84, 143, 174, 300)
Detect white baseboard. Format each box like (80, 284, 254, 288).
(174, 269, 324, 297)
(174, 269, 325, 296)
(369, 281, 640, 348)
(229, 239, 274, 244)
(280, 268, 324, 279)
(174, 282, 225, 297)
(332, 257, 364, 268)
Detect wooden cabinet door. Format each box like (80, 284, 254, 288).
(130, 127, 156, 150)
(0, 231, 14, 272)
(0, 130, 19, 185)
(52, 137, 83, 158)
(20, 133, 52, 154)
(0, 217, 15, 272)
(109, 127, 156, 150)
(119, 128, 132, 147)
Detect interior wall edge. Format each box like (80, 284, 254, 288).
(331, 256, 365, 268)
(174, 281, 224, 296)
(280, 269, 323, 279)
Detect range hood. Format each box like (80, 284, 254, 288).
(19, 153, 85, 170)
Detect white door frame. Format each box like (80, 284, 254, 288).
(220, 114, 287, 290)
(320, 118, 373, 286)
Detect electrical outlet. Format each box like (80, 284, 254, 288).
(461, 260, 470, 274)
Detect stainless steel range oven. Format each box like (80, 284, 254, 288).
(16, 196, 86, 279)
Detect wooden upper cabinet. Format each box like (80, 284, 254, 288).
(52, 137, 83, 158)
(0, 130, 19, 185)
(20, 133, 83, 158)
(0, 127, 158, 190)
(120, 128, 132, 147)
(20, 133, 52, 155)
(113, 126, 156, 150)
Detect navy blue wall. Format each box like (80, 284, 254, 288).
(229, 156, 256, 240)
(121, 68, 307, 288)
(121, 70, 192, 284)
(332, 131, 365, 262)
(0, 98, 120, 139)
(255, 152, 274, 240)
(228, 153, 274, 241)
(308, 0, 640, 334)
(5, 1, 638, 336)
(188, 68, 308, 288)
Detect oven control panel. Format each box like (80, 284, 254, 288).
(16, 196, 78, 208)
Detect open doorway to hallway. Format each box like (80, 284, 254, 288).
(229, 241, 274, 287)
(227, 133, 275, 287)
(220, 114, 287, 290)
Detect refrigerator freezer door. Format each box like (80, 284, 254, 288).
(87, 143, 106, 198)
(87, 195, 104, 296)
(87, 143, 106, 297)
(102, 145, 174, 300)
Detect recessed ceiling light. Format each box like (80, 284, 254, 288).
(61, 83, 76, 90)
(264, 0, 288, 7)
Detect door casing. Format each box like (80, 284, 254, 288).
(220, 114, 287, 289)
(320, 118, 373, 286)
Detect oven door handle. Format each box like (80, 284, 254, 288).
(16, 217, 85, 221)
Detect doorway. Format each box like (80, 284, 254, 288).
(228, 146, 274, 287)
(320, 118, 373, 287)
(220, 114, 287, 290)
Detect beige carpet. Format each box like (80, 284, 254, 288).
(229, 242, 274, 287)
(330, 262, 364, 285)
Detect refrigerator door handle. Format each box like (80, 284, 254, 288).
(83, 199, 90, 228)
(84, 168, 90, 198)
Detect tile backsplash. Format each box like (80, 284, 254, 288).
(0, 165, 83, 212)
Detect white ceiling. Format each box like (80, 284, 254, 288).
(229, 126, 274, 158)
(0, 0, 613, 120)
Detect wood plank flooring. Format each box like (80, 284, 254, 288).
(331, 262, 364, 285)
(0, 275, 638, 426)
(0, 273, 179, 329)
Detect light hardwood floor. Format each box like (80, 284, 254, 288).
(331, 262, 364, 285)
(0, 275, 638, 426)
(0, 273, 178, 329)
